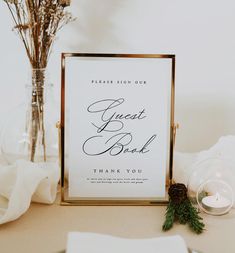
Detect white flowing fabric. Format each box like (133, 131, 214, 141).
(67, 233, 188, 253)
(0, 160, 59, 225)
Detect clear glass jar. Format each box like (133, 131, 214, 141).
(187, 158, 235, 215)
(1, 68, 59, 164)
(196, 179, 234, 215)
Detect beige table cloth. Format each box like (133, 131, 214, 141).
(0, 196, 234, 253)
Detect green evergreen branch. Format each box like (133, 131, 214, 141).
(162, 201, 175, 231)
(162, 184, 205, 234)
(185, 200, 205, 234)
(176, 201, 189, 224)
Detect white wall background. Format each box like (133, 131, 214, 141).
(1, 0, 235, 152)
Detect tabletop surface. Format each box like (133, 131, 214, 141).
(0, 197, 234, 253)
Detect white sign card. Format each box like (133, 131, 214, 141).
(61, 54, 175, 205)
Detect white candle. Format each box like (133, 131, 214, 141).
(202, 193, 231, 214)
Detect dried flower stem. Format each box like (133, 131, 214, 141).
(3, 0, 74, 162)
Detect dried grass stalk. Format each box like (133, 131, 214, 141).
(3, 0, 74, 162)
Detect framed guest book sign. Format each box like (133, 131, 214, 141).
(60, 53, 176, 205)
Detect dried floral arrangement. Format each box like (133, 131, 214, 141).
(3, 0, 74, 162)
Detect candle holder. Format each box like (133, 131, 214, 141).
(196, 179, 234, 215)
(187, 158, 235, 215)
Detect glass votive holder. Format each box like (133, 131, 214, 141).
(187, 157, 235, 215)
(196, 179, 234, 215)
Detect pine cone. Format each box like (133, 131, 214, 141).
(168, 183, 188, 204)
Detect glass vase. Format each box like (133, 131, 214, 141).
(187, 158, 235, 215)
(1, 68, 58, 164)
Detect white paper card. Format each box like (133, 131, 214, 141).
(64, 56, 173, 199)
(66, 232, 188, 253)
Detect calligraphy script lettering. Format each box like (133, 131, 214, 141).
(87, 98, 146, 133)
(82, 133, 157, 156)
(82, 98, 157, 156)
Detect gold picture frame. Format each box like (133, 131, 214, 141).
(60, 53, 176, 206)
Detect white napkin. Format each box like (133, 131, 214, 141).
(0, 159, 59, 225)
(66, 232, 188, 253)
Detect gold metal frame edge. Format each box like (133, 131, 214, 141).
(60, 53, 176, 206)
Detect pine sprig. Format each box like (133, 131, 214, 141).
(162, 201, 175, 231)
(162, 183, 205, 234)
(175, 200, 189, 224)
(186, 200, 205, 234)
